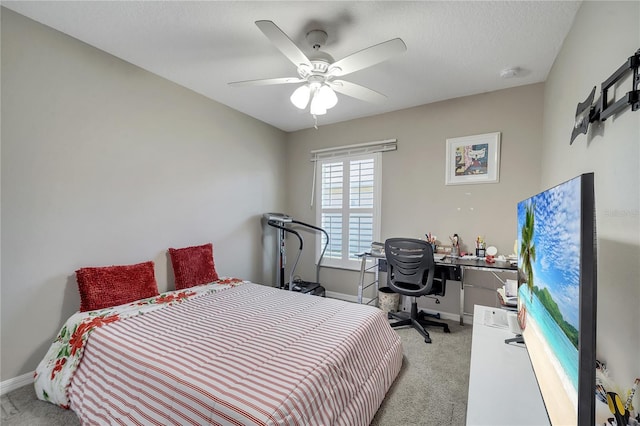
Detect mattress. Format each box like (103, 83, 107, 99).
(35, 281, 403, 425)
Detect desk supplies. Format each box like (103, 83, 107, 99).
(450, 234, 460, 257)
(370, 241, 385, 256)
(606, 392, 629, 426)
(475, 236, 486, 257)
(483, 308, 509, 328)
(596, 362, 639, 421)
(484, 246, 498, 262)
(425, 233, 437, 251)
(625, 378, 639, 410)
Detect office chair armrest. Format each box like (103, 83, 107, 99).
(431, 274, 447, 297)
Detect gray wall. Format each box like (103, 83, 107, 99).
(285, 83, 544, 317)
(541, 0, 640, 403)
(1, 9, 287, 381)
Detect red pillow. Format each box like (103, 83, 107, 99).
(76, 261, 159, 312)
(169, 243, 219, 290)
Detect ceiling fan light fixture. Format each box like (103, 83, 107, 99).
(290, 84, 311, 109)
(316, 85, 338, 109)
(310, 94, 327, 115)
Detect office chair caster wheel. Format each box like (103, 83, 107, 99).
(443, 325, 451, 333)
(424, 337, 432, 344)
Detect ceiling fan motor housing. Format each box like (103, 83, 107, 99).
(300, 30, 335, 79)
(306, 29, 328, 50)
(298, 59, 333, 79)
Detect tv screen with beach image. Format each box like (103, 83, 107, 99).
(517, 175, 585, 425)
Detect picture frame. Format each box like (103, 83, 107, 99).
(445, 132, 501, 185)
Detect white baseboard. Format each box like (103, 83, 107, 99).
(325, 290, 373, 304)
(1, 372, 33, 395)
(398, 304, 462, 323)
(420, 309, 462, 323)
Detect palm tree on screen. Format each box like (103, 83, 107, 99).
(520, 202, 536, 298)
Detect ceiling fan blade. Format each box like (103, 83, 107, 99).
(328, 80, 387, 104)
(329, 38, 407, 77)
(255, 20, 312, 69)
(228, 77, 305, 87)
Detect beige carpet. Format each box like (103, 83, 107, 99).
(2, 319, 472, 426)
(372, 320, 472, 425)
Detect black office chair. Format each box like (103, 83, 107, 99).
(385, 238, 450, 343)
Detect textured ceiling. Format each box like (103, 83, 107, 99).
(2, 1, 581, 132)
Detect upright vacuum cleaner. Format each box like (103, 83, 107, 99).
(263, 213, 329, 297)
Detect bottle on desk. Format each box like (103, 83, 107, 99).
(475, 236, 486, 257)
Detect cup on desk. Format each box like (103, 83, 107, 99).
(451, 246, 459, 257)
(476, 248, 486, 257)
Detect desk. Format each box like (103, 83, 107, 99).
(467, 305, 549, 425)
(357, 253, 517, 324)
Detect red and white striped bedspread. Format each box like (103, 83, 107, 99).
(68, 283, 403, 425)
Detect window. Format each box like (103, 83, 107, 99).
(316, 153, 381, 269)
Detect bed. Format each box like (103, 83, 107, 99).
(34, 279, 403, 425)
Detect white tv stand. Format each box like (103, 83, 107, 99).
(466, 305, 550, 425)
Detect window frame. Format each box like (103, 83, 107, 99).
(315, 152, 382, 270)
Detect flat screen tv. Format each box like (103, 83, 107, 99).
(517, 172, 596, 425)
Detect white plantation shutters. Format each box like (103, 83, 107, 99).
(317, 152, 382, 269)
(349, 159, 375, 258)
(321, 161, 344, 261)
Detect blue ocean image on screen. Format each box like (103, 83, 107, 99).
(517, 176, 581, 393)
(518, 286, 579, 390)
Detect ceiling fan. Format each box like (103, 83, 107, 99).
(228, 20, 407, 118)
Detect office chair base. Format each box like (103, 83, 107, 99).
(387, 313, 432, 343)
(388, 307, 450, 344)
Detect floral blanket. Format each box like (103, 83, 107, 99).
(33, 278, 245, 408)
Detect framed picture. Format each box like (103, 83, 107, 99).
(445, 132, 501, 185)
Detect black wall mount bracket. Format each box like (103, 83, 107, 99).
(570, 48, 640, 145)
